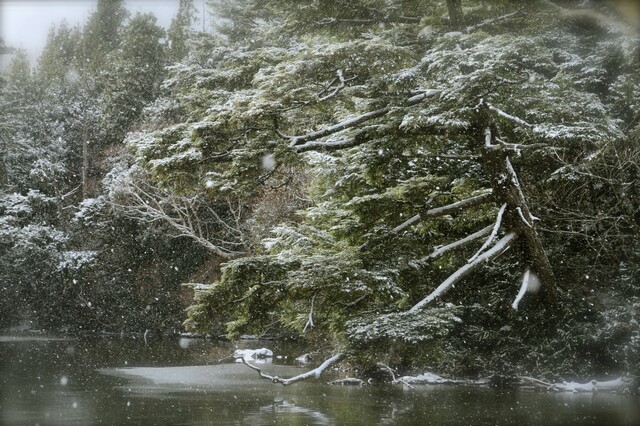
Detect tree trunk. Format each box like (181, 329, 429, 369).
(481, 125, 557, 306)
(446, 0, 465, 31)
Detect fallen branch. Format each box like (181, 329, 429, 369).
(235, 353, 346, 386)
(408, 232, 516, 312)
(548, 377, 635, 393)
(328, 378, 365, 386)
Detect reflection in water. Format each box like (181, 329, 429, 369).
(1, 335, 639, 425)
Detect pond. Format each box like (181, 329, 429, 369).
(1, 335, 638, 425)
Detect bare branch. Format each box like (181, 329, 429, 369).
(317, 69, 349, 102)
(235, 353, 346, 386)
(492, 137, 549, 152)
(109, 178, 247, 260)
(408, 232, 517, 313)
(294, 137, 364, 153)
(486, 103, 532, 128)
(412, 225, 493, 266)
(286, 90, 442, 148)
(303, 294, 316, 333)
(423, 191, 494, 218)
(468, 203, 507, 263)
(505, 157, 535, 220)
(516, 206, 532, 227)
(392, 213, 422, 234)
(512, 268, 531, 310)
(360, 191, 493, 252)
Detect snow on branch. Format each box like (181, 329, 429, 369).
(294, 137, 362, 153)
(408, 232, 517, 313)
(287, 108, 390, 147)
(392, 213, 422, 234)
(423, 191, 494, 217)
(516, 207, 532, 227)
(468, 203, 507, 263)
(491, 138, 548, 152)
(109, 179, 247, 260)
(486, 103, 531, 128)
(390, 192, 492, 236)
(519, 376, 635, 393)
(505, 157, 537, 224)
(285, 90, 442, 148)
(412, 225, 493, 266)
(512, 268, 531, 310)
(235, 353, 346, 386)
(316, 69, 358, 102)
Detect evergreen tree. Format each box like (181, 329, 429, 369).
(167, 0, 197, 61)
(127, 0, 640, 376)
(99, 13, 166, 146)
(83, 0, 128, 77)
(37, 21, 82, 88)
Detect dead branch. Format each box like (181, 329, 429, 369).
(393, 192, 493, 234)
(408, 232, 517, 313)
(468, 203, 507, 263)
(359, 192, 493, 252)
(412, 225, 493, 266)
(284, 90, 442, 148)
(486, 103, 532, 128)
(235, 353, 346, 386)
(512, 268, 531, 310)
(109, 178, 247, 260)
(303, 294, 316, 333)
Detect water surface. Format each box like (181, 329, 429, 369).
(1, 335, 638, 425)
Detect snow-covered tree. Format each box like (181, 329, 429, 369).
(124, 0, 640, 375)
(167, 0, 198, 61)
(99, 13, 167, 146)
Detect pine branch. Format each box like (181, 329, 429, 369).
(285, 90, 442, 148)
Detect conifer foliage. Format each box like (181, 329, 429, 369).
(1, 0, 639, 376)
(140, 0, 637, 375)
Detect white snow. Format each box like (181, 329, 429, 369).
(233, 348, 274, 363)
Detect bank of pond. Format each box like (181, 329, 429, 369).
(1, 334, 638, 425)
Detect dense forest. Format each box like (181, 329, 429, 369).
(1, 0, 639, 380)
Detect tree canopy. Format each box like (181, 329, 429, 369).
(115, 0, 640, 376)
(1, 0, 639, 378)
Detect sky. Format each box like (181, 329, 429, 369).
(0, 0, 205, 69)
